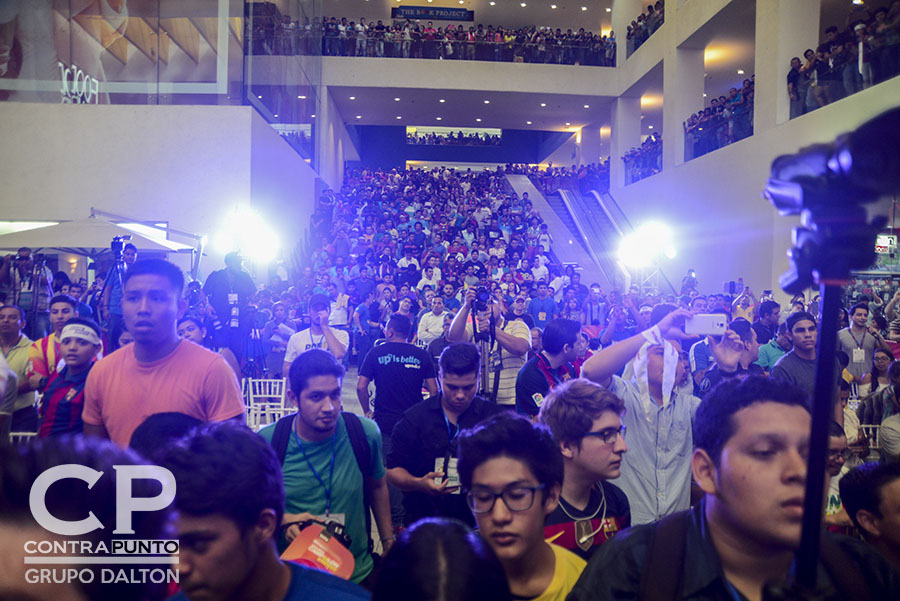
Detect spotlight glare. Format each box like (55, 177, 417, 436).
(618, 222, 676, 268)
(215, 207, 281, 264)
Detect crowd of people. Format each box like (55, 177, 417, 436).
(788, 1, 900, 119)
(683, 76, 755, 160)
(248, 15, 617, 67)
(626, 1, 665, 57)
(505, 162, 611, 196)
(3, 241, 900, 600)
(622, 132, 662, 184)
(406, 131, 501, 146)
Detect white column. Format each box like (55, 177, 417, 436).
(755, 0, 822, 130)
(663, 46, 704, 167)
(610, 96, 642, 190)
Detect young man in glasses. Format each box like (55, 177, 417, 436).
(538, 379, 631, 559)
(457, 412, 586, 600)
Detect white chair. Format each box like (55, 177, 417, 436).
(860, 424, 881, 451)
(246, 378, 290, 430)
(9, 432, 37, 446)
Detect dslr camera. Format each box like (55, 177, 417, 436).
(473, 287, 492, 312)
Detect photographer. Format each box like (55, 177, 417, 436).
(98, 241, 137, 344)
(0, 247, 53, 339)
(448, 286, 531, 409)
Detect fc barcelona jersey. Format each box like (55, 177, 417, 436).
(544, 480, 631, 560)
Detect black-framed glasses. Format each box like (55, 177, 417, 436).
(466, 484, 546, 514)
(583, 425, 626, 445)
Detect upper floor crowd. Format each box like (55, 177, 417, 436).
(249, 16, 616, 67)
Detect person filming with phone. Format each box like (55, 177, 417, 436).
(697, 318, 764, 398)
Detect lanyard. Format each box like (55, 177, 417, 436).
(293, 425, 336, 516)
(443, 413, 460, 444)
(848, 328, 866, 349)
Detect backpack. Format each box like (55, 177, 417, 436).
(639, 511, 872, 601)
(270, 412, 374, 551)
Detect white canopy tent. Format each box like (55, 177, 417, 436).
(0, 217, 193, 257)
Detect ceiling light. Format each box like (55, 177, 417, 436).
(273, 114, 278, 117)
(648, 125, 654, 129)
(703, 93, 707, 97)
(737, 69, 744, 74)
(439, 99, 446, 103)
(311, 114, 316, 118)
(396, 116, 402, 119)
(484, 100, 490, 104)
(565, 122, 571, 126)
(489, 1, 495, 5)
(394, 97, 400, 101)
(551, 4, 557, 8)
(297, 95, 306, 99)
(526, 121, 532, 125)
(356, 115, 362, 119)
(257, 95, 262, 99)
(436, 117, 442, 120)
(459, 0, 464, 4)
(582, 6, 588, 11)
(349, 96, 356, 100)
(606, 7, 612, 12)
(584, 104, 590, 108)
(476, 118, 482, 122)
(520, 2, 526, 7)
(540, 103, 546, 107)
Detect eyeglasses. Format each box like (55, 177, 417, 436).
(583, 425, 626, 445)
(466, 484, 546, 514)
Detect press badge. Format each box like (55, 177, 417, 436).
(852, 348, 866, 364)
(434, 457, 461, 494)
(313, 513, 346, 527)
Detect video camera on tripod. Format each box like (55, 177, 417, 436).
(110, 234, 132, 262)
(763, 107, 900, 598)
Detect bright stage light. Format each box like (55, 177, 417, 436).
(618, 222, 677, 268)
(214, 207, 281, 264)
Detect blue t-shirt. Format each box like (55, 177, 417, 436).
(529, 297, 558, 328)
(354, 303, 369, 334)
(167, 561, 370, 601)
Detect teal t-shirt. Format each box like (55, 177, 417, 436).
(258, 415, 385, 584)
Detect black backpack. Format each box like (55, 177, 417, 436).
(270, 412, 374, 551)
(639, 511, 872, 601)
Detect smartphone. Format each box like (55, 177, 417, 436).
(685, 313, 727, 336)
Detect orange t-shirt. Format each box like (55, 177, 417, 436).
(83, 339, 245, 447)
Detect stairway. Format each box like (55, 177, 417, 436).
(505, 174, 610, 288)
